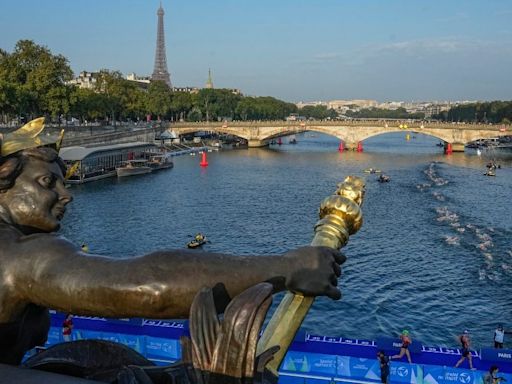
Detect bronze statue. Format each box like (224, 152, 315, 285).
(0, 119, 344, 366)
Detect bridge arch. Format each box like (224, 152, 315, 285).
(167, 127, 251, 141)
(354, 129, 449, 143)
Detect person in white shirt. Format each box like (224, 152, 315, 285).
(494, 324, 511, 349)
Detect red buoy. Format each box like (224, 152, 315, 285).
(338, 141, 344, 152)
(356, 142, 363, 152)
(445, 143, 453, 155)
(200, 151, 209, 167)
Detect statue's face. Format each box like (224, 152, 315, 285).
(0, 157, 72, 233)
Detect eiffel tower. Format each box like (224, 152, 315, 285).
(151, 2, 172, 87)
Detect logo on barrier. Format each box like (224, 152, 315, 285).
(397, 367, 409, 377)
(458, 372, 471, 384)
(498, 353, 512, 359)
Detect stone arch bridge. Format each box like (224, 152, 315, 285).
(168, 121, 510, 152)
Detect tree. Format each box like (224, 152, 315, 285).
(194, 89, 242, 121)
(234, 96, 297, 120)
(146, 80, 171, 119)
(346, 107, 424, 120)
(0, 40, 73, 120)
(170, 91, 194, 121)
(300, 105, 337, 120)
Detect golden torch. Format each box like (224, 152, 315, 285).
(256, 176, 365, 375)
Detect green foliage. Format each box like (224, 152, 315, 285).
(194, 88, 242, 121)
(187, 107, 203, 122)
(146, 80, 171, 118)
(299, 105, 337, 120)
(0, 40, 73, 120)
(0, 39, 306, 124)
(235, 96, 297, 120)
(170, 91, 193, 120)
(346, 107, 425, 120)
(434, 101, 512, 124)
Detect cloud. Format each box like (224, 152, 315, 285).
(434, 12, 470, 23)
(376, 38, 466, 55)
(369, 37, 512, 58)
(311, 52, 342, 62)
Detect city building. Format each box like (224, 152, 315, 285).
(172, 86, 199, 94)
(126, 73, 152, 90)
(126, 73, 151, 84)
(66, 71, 99, 89)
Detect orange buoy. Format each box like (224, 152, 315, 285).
(200, 151, 209, 167)
(338, 141, 344, 152)
(356, 142, 363, 152)
(445, 143, 453, 155)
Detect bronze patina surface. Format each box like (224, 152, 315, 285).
(0, 119, 344, 367)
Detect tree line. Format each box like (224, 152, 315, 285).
(433, 101, 512, 124)
(0, 40, 339, 125)
(345, 107, 425, 120)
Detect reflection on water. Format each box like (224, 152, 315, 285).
(61, 132, 512, 348)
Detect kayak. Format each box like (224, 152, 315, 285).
(187, 236, 207, 249)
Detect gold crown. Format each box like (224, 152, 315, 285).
(0, 117, 65, 157)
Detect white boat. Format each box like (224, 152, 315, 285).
(147, 154, 173, 171)
(116, 160, 152, 177)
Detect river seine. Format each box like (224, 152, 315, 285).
(61, 132, 512, 350)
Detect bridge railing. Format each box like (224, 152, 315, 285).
(169, 120, 507, 131)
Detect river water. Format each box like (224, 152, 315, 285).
(61, 132, 512, 349)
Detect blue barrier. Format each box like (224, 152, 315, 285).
(376, 337, 423, 354)
(41, 312, 512, 383)
(389, 362, 422, 384)
(282, 351, 337, 376)
(481, 348, 512, 363)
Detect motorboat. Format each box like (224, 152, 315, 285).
(116, 160, 152, 177)
(484, 170, 496, 177)
(378, 174, 391, 183)
(187, 234, 207, 249)
(364, 168, 382, 174)
(147, 154, 173, 171)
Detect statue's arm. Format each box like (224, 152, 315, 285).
(9, 234, 343, 319)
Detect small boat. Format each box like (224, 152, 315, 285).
(484, 170, 496, 177)
(116, 160, 152, 177)
(364, 168, 382, 174)
(187, 233, 207, 249)
(147, 154, 173, 171)
(289, 138, 297, 144)
(378, 174, 390, 183)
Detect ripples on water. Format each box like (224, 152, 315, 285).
(61, 132, 512, 349)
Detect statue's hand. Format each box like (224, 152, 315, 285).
(283, 246, 346, 300)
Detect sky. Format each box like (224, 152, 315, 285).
(1, 0, 511, 102)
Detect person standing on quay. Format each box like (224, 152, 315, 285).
(391, 329, 412, 364)
(377, 350, 390, 384)
(62, 314, 73, 342)
(494, 324, 511, 349)
(455, 330, 474, 370)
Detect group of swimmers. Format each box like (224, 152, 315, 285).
(377, 325, 510, 383)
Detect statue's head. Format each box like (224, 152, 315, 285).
(0, 127, 72, 234)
